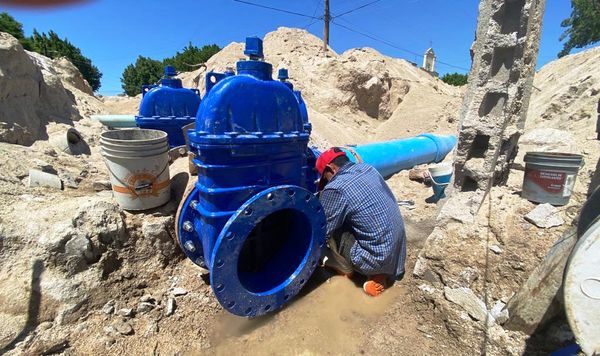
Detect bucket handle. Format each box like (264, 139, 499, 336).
(104, 159, 170, 199)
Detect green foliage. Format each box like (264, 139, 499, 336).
(0, 12, 32, 50)
(121, 43, 220, 96)
(441, 72, 468, 86)
(121, 56, 164, 96)
(0, 13, 102, 91)
(559, 0, 600, 57)
(29, 30, 102, 91)
(163, 43, 220, 72)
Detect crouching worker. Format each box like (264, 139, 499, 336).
(316, 147, 406, 297)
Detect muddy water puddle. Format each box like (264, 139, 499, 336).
(205, 269, 405, 355)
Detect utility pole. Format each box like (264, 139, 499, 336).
(323, 0, 330, 51)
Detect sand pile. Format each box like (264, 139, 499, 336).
(176, 27, 463, 146)
(0, 32, 105, 146)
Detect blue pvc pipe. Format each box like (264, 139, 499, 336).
(340, 133, 457, 178)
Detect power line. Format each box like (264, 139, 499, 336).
(333, 0, 383, 18)
(232, 0, 320, 19)
(303, 0, 323, 30)
(332, 19, 470, 71)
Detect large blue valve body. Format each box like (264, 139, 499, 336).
(135, 66, 201, 148)
(178, 38, 326, 317)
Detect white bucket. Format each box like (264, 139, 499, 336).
(100, 129, 171, 211)
(427, 162, 454, 201)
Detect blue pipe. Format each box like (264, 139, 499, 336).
(340, 133, 457, 178)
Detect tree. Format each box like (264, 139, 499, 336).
(29, 30, 102, 91)
(559, 0, 600, 57)
(121, 56, 164, 96)
(163, 43, 220, 72)
(121, 43, 221, 96)
(441, 72, 468, 86)
(0, 12, 32, 50)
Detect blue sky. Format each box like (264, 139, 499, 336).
(2, 0, 591, 95)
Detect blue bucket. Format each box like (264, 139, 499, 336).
(428, 162, 453, 202)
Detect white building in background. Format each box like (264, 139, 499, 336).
(422, 47, 436, 73)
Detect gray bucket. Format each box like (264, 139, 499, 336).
(100, 129, 171, 211)
(522, 152, 584, 206)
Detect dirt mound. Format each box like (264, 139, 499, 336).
(0, 32, 104, 146)
(177, 27, 462, 146)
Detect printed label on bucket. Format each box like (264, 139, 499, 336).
(112, 169, 170, 199)
(526, 169, 566, 194)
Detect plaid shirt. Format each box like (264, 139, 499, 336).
(319, 162, 406, 277)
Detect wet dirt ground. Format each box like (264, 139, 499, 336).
(195, 218, 461, 355)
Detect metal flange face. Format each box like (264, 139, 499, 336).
(177, 186, 207, 268)
(209, 185, 326, 317)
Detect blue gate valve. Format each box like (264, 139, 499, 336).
(177, 36, 457, 318)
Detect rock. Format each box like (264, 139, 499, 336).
(103, 337, 116, 347)
(102, 300, 115, 315)
(504, 228, 578, 333)
(490, 300, 509, 325)
(28, 169, 62, 189)
(115, 321, 134, 335)
(32, 159, 56, 174)
(489, 245, 503, 254)
(524, 203, 564, 228)
(92, 180, 112, 191)
(72, 200, 126, 245)
(44, 148, 58, 157)
(60, 174, 79, 189)
(141, 216, 173, 242)
(444, 286, 489, 322)
(136, 302, 155, 313)
(37, 321, 54, 331)
(171, 287, 188, 296)
(116, 308, 134, 317)
(166, 297, 176, 316)
(140, 295, 155, 303)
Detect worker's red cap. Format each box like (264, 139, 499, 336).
(316, 147, 347, 190)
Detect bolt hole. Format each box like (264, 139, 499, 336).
(245, 307, 253, 315)
(227, 301, 235, 308)
(264, 305, 271, 311)
(226, 231, 234, 240)
(287, 189, 295, 196)
(319, 243, 324, 248)
(320, 222, 325, 229)
(210, 75, 217, 83)
(216, 284, 224, 292)
(216, 259, 224, 268)
(300, 279, 305, 285)
(244, 208, 253, 216)
(315, 206, 322, 212)
(284, 295, 289, 301)
(312, 260, 316, 267)
(305, 194, 311, 202)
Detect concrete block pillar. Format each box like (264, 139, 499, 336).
(453, 0, 546, 199)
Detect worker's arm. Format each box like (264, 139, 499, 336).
(319, 188, 348, 236)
